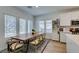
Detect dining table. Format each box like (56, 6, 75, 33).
(8, 33, 45, 52)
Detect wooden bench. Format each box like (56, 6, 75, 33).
(7, 33, 46, 53)
(28, 34, 46, 52)
(7, 38, 24, 53)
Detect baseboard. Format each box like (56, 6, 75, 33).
(51, 40, 66, 44)
(0, 48, 7, 53)
(52, 40, 59, 42)
(60, 42, 66, 44)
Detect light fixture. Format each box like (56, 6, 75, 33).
(35, 6, 39, 8)
(27, 6, 39, 9)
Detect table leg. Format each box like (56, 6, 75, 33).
(26, 40, 29, 53)
(23, 40, 29, 53)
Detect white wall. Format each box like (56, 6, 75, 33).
(35, 13, 59, 40)
(59, 11, 79, 26)
(35, 10, 79, 31)
(35, 13, 59, 31)
(0, 6, 34, 51)
(35, 10, 79, 40)
(36, 10, 79, 26)
(35, 13, 58, 20)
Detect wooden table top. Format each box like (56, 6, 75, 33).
(11, 33, 44, 41)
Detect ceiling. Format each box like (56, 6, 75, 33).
(17, 6, 79, 16)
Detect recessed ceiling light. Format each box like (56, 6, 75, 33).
(27, 6, 39, 9)
(35, 6, 39, 8)
(27, 6, 32, 8)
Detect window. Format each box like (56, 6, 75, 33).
(28, 20, 33, 33)
(19, 18, 26, 34)
(5, 15, 16, 37)
(46, 20, 52, 33)
(38, 20, 45, 33)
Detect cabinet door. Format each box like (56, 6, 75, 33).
(46, 33, 59, 41)
(66, 38, 79, 53)
(60, 32, 66, 42)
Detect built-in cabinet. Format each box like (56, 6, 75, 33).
(60, 32, 66, 42)
(59, 30, 79, 53)
(45, 32, 59, 41)
(66, 34, 79, 53)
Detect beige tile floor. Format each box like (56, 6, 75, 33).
(43, 40, 66, 53)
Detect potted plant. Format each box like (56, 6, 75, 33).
(32, 29, 36, 35)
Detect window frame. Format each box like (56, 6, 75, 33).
(46, 20, 52, 33)
(19, 18, 27, 34)
(5, 14, 17, 38)
(28, 20, 33, 33)
(38, 20, 45, 33)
